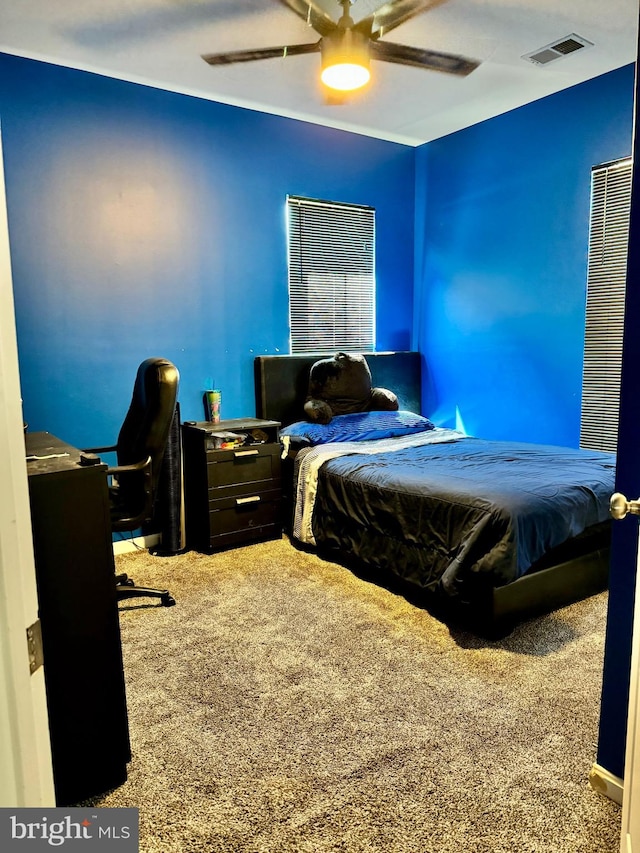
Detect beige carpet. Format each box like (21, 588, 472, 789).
(86, 536, 621, 852)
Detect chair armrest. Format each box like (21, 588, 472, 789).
(84, 444, 117, 454)
(106, 456, 152, 476)
(108, 456, 154, 531)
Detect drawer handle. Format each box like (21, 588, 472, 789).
(234, 449, 260, 458)
(236, 495, 261, 505)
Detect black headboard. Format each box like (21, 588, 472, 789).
(254, 351, 422, 426)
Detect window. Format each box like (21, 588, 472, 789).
(580, 158, 632, 452)
(287, 195, 375, 354)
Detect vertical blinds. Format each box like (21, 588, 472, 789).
(287, 195, 375, 354)
(580, 158, 632, 452)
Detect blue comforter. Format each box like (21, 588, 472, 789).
(311, 437, 615, 599)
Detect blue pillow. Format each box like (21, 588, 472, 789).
(280, 410, 434, 446)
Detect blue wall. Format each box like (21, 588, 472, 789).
(414, 66, 635, 445)
(0, 53, 415, 448)
(414, 65, 636, 781)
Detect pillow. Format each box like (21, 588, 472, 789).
(280, 410, 434, 447)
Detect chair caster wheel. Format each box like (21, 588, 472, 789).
(161, 593, 176, 607)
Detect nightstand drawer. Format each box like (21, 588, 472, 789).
(207, 477, 281, 503)
(206, 444, 280, 489)
(208, 488, 281, 547)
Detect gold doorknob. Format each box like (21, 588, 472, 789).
(610, 492, 640, 520)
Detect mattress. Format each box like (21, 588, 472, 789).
(292, 430, 616, 603)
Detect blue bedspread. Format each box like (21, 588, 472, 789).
(311, 437, 616, 599)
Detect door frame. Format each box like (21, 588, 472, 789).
(0, 122, 55, 806)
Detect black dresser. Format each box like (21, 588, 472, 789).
(26, 432, 130, 805)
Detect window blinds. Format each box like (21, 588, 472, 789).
(580, 158, 632, 452)
(287, 195, 375, 354)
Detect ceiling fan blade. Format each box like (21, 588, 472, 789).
(356, 0, 450, 38)
(370, 40, 479, 76)
(277, 0, 338, 37)
(202, 41, 321, 66)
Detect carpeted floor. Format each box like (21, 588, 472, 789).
(85, 536, 621, 852)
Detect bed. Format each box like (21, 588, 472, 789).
(254, 351, 614, 635)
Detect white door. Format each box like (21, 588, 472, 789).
(0, 123, 55, 806)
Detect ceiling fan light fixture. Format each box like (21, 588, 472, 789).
(321, 28, 370, 92)
(321, 62, 370, 91)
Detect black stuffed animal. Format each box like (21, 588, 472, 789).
(304, 352, 399, 424)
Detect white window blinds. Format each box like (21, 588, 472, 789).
(580, 157, 632, 452)
(287, 195, 375, 354)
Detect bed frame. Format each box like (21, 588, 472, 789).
(254, 351, 610, 634)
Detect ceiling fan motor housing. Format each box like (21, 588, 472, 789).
(321, 27, 371, 75)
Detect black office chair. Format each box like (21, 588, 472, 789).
(87, 357, 179, 607)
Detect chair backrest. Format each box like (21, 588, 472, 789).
(115, 358, 179, 526)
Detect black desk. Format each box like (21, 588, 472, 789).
(26, 432, 130, 805)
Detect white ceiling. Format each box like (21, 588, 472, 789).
(0, 0, 637, 146)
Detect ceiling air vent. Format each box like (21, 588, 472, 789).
(522, 34, 594, 66)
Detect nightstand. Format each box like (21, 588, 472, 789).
(182, 418, 282, 552)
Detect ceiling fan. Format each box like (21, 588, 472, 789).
(201, 0, 480, 95)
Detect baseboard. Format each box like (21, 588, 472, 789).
(589, 762, 624, 805)
(112, 534, 161, 556)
